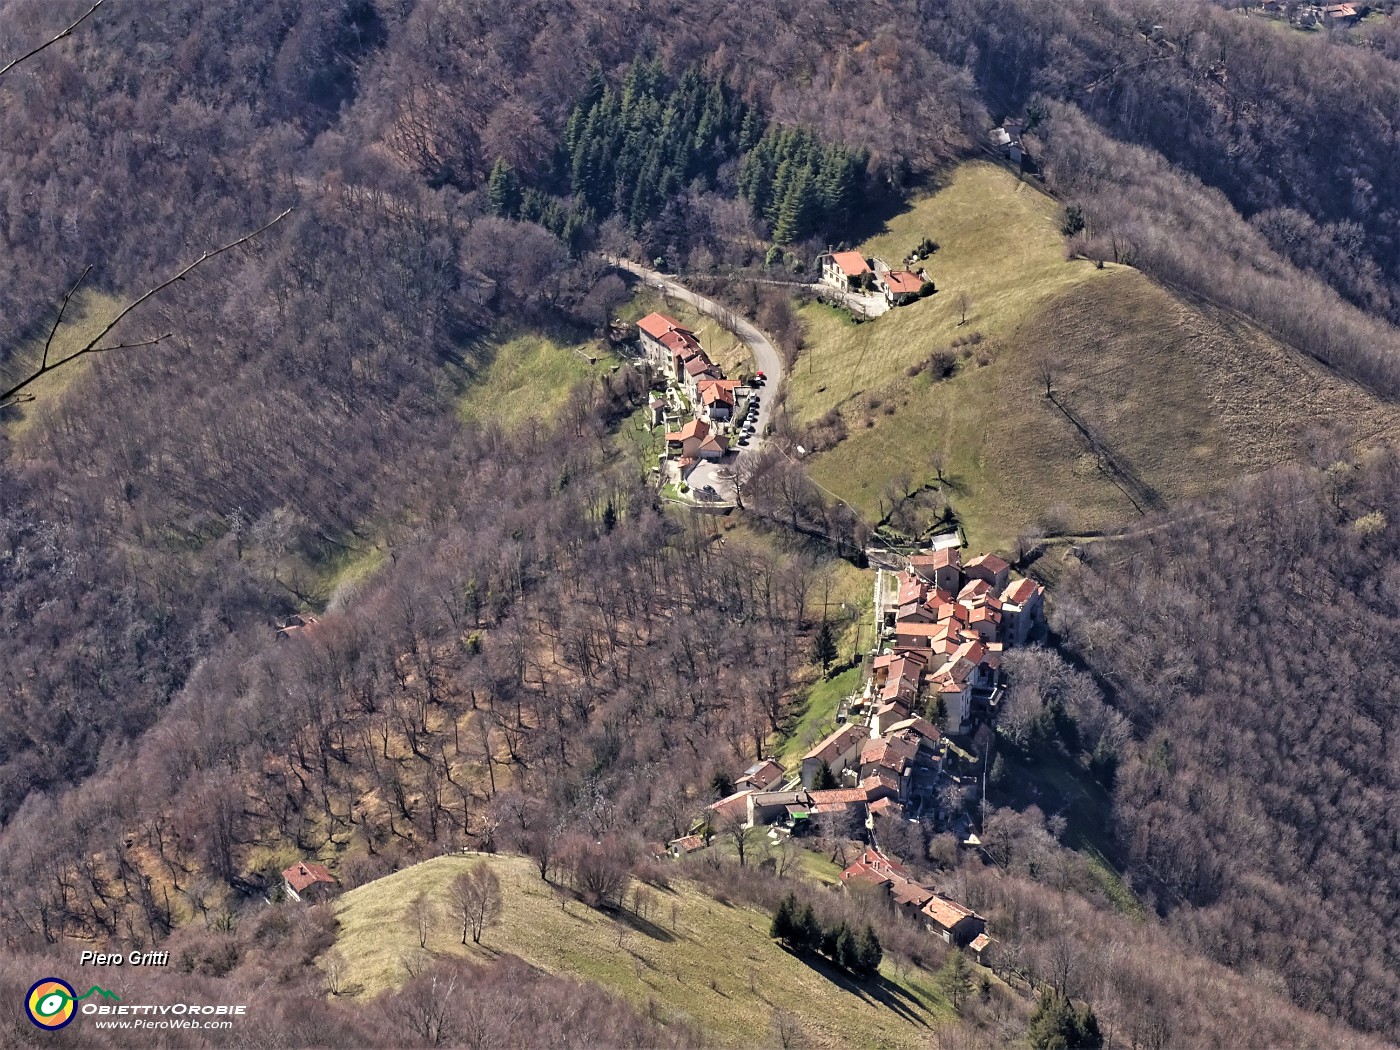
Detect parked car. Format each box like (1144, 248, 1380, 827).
(737, 436, 750, 446)
(754, 371, 766, 381)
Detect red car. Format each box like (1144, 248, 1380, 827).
(754, 371, 766, 383)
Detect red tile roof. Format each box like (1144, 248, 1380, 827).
(882, 270, 926, 295)
(706, 789, 754, 822)
(1002, 577, 1040, 605)
(922, 894, 980, 930)
(828, 250, 871, 277)
(666, 418, 710, 443)
(283, 861, 336, 893)
(804, 724, 867, 765)
(966, 552, 1010, 576)
(737, 759, 785, 790)
(638, 312, 691, 341)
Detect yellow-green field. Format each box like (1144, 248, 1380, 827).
(791, 163, 1400, 551)
(0, 291, 125, 444)
(334, 853, 952, 1048)
(457, 328, 615, 430)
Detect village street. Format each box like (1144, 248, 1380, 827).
(610, 257, 786, 504)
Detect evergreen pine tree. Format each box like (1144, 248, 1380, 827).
(937, 949, 973, 1009)
(814, 760, 838, 790)
(1074, 1004, 1104, 1050)
(797, 903, 822, 954)
(770, 893, 797, 944)
(1028, 990, 1103, 1050)
(857, 925, 883, 979)
(835, 923, 859, 972)
(487, 158, 521, 219)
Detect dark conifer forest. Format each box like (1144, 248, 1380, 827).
(2, 0, 1400, 1046)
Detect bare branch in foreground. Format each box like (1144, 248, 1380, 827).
(0, 208, 293, 409)
(0, 0, 106, 81)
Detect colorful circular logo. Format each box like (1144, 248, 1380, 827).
(25, 978, 77, 1030)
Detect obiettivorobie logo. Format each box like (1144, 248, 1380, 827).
(25, 978, 120, 1030)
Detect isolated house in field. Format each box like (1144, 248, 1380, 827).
(801, 723, 868, 789)
(922, 894, 986, 946)
(637, 312, 701, 368)
(819, 250, 872, 292)
(990, 118, 1025, 165)
(876, 268, 929, 305)
(283, 860, 337, 903)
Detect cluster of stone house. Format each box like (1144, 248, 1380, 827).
(1260, 0, 1363, 27)
(840, 847, 991, 961)
(871, 546, 1044, 737)
(817, 250, 933, 307)
(637, 311, 752, 469)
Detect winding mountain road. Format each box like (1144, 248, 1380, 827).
(608, 257, 785, 449)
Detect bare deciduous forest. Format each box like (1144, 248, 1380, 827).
(3, 0, 1400, 1046)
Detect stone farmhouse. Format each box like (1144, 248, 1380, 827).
(818, 250, 931, 308)
(841, 846, 990, 950)
(283, 859, 337, 903)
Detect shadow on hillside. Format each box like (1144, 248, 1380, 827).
(775, 945, 931, 1027)
(613, 906, 678, 943)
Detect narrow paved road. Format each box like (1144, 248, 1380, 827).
(608, 257, 785, 451)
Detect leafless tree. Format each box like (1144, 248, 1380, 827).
(447, 863, 503, 945)
(0, 210, 291, 410)
(406, 892, 437, 950)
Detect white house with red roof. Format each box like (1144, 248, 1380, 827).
(637, 312, 702, 368)
(875, 267, 930, 305)
(818, 250, 872, 292)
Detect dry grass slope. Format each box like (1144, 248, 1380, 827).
(334, 853, 952, 1049)
(791, 163, 1400, 550)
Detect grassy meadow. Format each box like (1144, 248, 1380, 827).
(789, 162, 1400, 551)
(334, 853, 952, 1049)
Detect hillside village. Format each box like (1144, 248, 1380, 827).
(682, 541, 1046, 965)
(635, 310, 766, 491)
